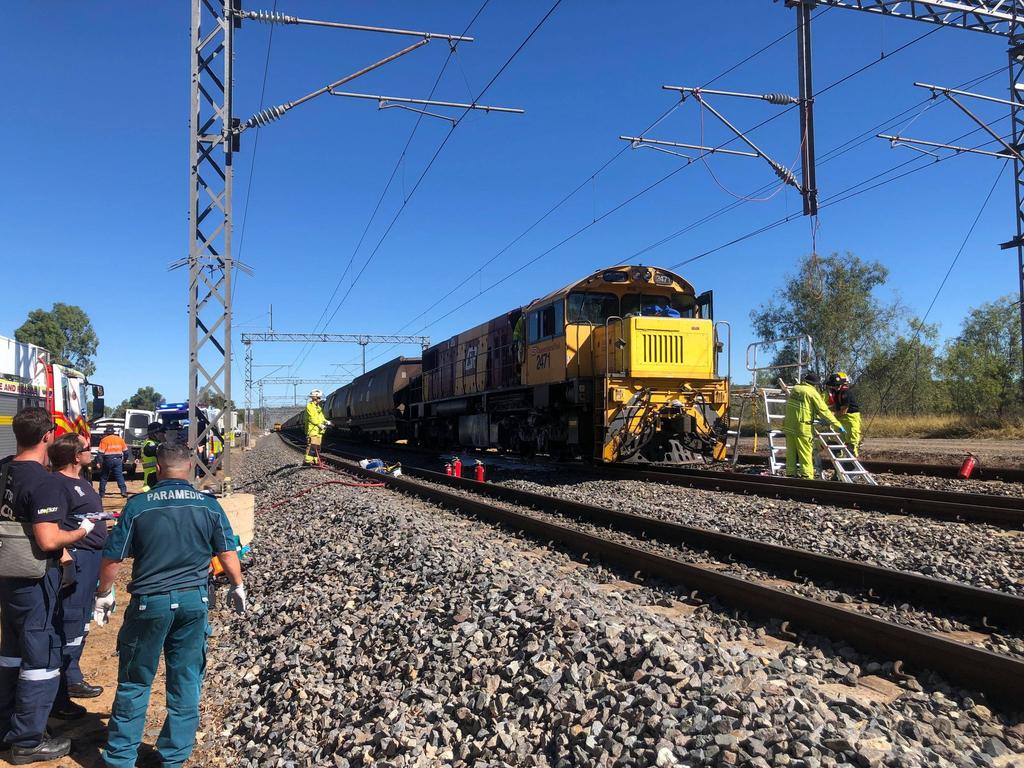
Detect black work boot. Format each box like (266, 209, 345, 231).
(67, 680, 104, 698)
(49, 700, 88, 719)
(9, 736, 72, 764)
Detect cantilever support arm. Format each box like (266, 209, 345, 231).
(878, 133, 1018, 159)
(237, 39, 429, 133)
(329, 91, 525, 120)
(664, 87, 802, 189)
(915, 82, 1024, 162)
(235, 9, 475, 43)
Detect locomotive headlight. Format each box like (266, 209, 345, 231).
(654, 273, 672, 286)
(632, 268, 652, 281)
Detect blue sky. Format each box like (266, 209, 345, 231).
(1, 1, 1016, 406)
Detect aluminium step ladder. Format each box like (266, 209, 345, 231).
(759, 385, 876, 484)
(813, 427, 877, 484)
(759, 387, 790, 476)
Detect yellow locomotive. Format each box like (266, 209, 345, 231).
(410, 264, 730, 463)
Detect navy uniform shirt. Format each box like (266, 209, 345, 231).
(834, 387, 861, 414)
(55, 474, 108, 550)
(0, 458, 72, 555)
(103, 479, 236, 595)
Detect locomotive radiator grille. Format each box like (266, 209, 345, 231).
(642, 332, 684, 366)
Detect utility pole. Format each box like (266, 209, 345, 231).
(187, 2, 522, 492)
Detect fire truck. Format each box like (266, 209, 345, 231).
(0, 335, 104, 457)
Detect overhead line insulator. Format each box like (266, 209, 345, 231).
(763, 92, 800, 106)
(244, 104, 290, 129)
(241, 10, 299, 25)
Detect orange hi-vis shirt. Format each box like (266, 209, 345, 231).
(98, 434, 129, 454)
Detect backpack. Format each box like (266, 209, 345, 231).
(0, 461, 53, 579)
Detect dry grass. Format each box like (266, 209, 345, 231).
(861, 414, 1024, 439)
(734, 409, 1024, 439)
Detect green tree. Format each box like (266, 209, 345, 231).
(15, 303, 99, 376)
(750, 252, 902, 382)
(857, 320, 946, 416)
(111, 386, 164, 418)
(941, 296, 1022, 419)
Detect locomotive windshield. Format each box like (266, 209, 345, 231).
(567, 291, 697, 323)
(567, 292, 619, 324)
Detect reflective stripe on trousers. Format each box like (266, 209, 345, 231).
(0, 567, 64, 747)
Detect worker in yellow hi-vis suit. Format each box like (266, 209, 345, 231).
(783, 372, 845, 479)
(304, 389, 328, 465)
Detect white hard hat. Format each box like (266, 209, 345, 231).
(310, 389, 323, 400)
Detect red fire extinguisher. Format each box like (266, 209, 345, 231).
(444, 462, 453, 476)
(474, 460, 485, 482)
(452, 456, 462, 478)
(959, 453, 978, 479)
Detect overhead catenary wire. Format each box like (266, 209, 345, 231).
(348, 7, 838, 369)
(288, 0, 493, 374)
(237, 0, 279, 262)
(861, 158, 1009, 433)
(627, 67, 1004, 263)
(314, 0, 564, 335)
(670, 123, 1008, 269)
(356, 22, 959, 367)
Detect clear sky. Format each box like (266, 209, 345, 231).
(1, 1, 1016, 407)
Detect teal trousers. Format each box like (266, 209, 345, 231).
(102, 587, 209, 768)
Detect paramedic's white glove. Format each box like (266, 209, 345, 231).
(78, 518, 96, 535)
(93, 589, 116, 626)
(226, 584, 247, 614)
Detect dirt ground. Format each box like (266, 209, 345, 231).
(1, 477, 179, 768)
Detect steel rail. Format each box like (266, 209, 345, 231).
(603, 464, 1024, 528)
(737, 453, 1024, 483)
(277, 434, 1024, 704)
(315, 442, 1024, 631)
(614, 462, 1024, 509)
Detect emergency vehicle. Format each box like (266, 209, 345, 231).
(88, 409, 155, 476)
(0, 334, 104, 457)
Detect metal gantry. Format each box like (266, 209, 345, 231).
(797, 0, 1024, 382)
(240, 331, 430, 439)
(186, 1, 522, 490)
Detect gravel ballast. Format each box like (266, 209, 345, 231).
(495, 475, 1024, 597)
(193, 437, 1024, 767)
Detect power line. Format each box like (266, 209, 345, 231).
(237, 0, 279, 261)
(862, 158, 1008, 433)
(671, 123, 1007, 269)
(360, 21, 952, 365)
(315, 0, 564, 334)
(289, 0, 492, 373)
(350, 7, 837, 368)
(628, 66, 1004, 263)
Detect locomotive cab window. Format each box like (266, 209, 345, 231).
(567, 292, 619, 324)
(528, 302, 564, 343)
(621, 293, 696, 319)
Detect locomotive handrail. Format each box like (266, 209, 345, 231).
(745, 335, 814, 384)
(714, 320, 731, 382)
(604, 315, 625, 377)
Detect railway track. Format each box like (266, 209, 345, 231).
(738, 453, 1024, 483)
(310, 431, 1024, 528)
(279, 432, 1024, 705)
(605, 463, 1024, 529)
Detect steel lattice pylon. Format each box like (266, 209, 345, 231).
(188, 0, 236, 489)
